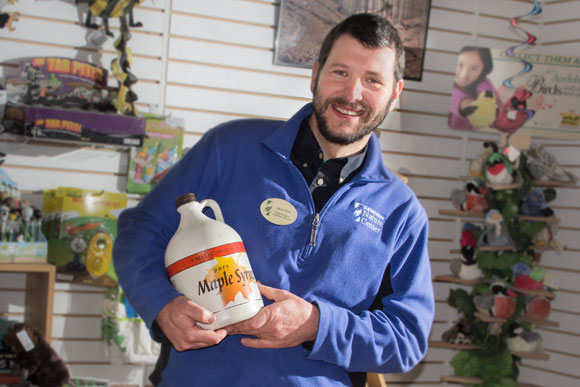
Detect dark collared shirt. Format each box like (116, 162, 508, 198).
(290, 118, 367, 213)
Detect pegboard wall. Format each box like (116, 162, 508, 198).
(0, 0, 579, 386)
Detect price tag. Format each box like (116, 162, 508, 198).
(16, 329, 35, 352)
(544, 272, 560, 290)
(503, 145, 520, 163)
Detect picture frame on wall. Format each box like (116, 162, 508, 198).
(274, 0, 432, 81)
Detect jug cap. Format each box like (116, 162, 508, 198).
(175, 193, 197, 208)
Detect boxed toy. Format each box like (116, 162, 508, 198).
(2, 102, 145, 147)
(43, 187, 127, 287)
(126, 114, 185, 193)
(4, 57, 109, 109)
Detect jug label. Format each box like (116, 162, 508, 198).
(168, 242, 259, 309)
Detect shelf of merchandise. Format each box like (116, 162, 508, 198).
(441, 375, 543, 386)
(473, 312, 559, 328)
(429, 341, 549, 360)
(439, 210, 561, 224)
(433, 274, 556, 299)
(0, 263, 55, 343)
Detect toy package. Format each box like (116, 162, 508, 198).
(42, 187, 127, 287)
(0, 165, 47, 264)
(4, 57, 110, 110)
(126, 114, 185, 194)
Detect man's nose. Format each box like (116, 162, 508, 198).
(343, 78, 363, 102)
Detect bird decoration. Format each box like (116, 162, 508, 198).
(473, 281, 517, 319)
(523, 295, 551, 321)
(468, 142, 494, 179)
(451, 179, 488, 213)
(520, 188, 554, 217)
(463, 90, 498, 129)
(525, 144, 578, 183)
(507, 323, 543, 353)
(451, 223, 482, 280)
(483, 143, 516, 185)
(442, 316, 473, 345)
(512, 262, 545, 290)
(493, 86, 535, 134)
(478, 209, 513, 247)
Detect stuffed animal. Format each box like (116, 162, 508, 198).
(462, 90, 498, 129)
(523, 296, 551, 321)
(3, 322, 69, 386)
(468, 142, 494, 178)
(451, 179, 488, 213)
(493, 86, 535, 134)
(525, 144, 577, 183)
(520, 188, 554, 217)
(478, 209, 513, 247)
(473, 281, 517, 319)
(512, 262, 545, 290)
(441, 316, 473, 345)
(507, 323, 543, 353)
(483, 143, 516, 185)
(450, 223, 482, 280)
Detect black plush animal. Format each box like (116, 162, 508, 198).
(3, 323, 69, 386)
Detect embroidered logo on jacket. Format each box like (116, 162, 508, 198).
(353, 202, 385, 233)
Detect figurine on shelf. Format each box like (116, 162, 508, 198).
(451, 178, 488, 213)
(478, 209, 513, 247)
(450, 223, 482, 280)
(520, 188, 554, 217)
(507, 323, 543, 353)
(473, 281, 517, 319)
(468, 141, 494, 178)
(483, 142, 516, 185)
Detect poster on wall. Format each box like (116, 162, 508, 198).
(448, 46, 580, 140)
(274, 0, 431, 81)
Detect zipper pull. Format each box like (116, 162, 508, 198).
(310, 213, 320, 247)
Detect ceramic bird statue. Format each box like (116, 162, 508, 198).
(507, 323, 543, 353)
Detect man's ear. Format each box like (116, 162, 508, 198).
(389, 79, 405, 111)
(310, 61, 319, 94)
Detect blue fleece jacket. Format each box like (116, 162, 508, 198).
(113, 103, 434, 386)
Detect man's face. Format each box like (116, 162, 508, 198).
(310, 34, 403, 146)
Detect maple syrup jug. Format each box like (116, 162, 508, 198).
(165, 193, 264, 330)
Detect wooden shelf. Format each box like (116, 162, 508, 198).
(440, 209, 484, 218)
(518, 215, 560, 223)
(430, 341, 548, 359)
(459, 176, 575, 189)
(512, 286, 556, 300)
(0, 263, 55, 343)
(474, 311, 560, 328)
(441, 375, 543, 386)
(434, 274, 485, 285)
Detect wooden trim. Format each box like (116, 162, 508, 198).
(474, 311, 560, 328)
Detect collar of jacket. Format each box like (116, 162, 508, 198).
(262, 103, 393, 183)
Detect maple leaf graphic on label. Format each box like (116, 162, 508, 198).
(204, 254, 255, 307)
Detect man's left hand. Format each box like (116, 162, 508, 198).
(224, 283, 319, 349)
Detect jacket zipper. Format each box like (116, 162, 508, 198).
(309, 213, 320, 247)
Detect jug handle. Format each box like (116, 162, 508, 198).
(199, 199, 224, 223)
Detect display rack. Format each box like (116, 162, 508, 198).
(0, 263, 55, 342)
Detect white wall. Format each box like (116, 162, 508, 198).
(0, 0, 579, 386)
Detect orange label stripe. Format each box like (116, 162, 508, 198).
(167, 242, 246, 278)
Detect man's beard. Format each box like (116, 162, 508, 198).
(312, 84, 394, 146)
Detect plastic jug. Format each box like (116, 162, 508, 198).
(165, 193, 263, 330)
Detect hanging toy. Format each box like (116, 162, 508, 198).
(492, 0, 542, 137)
(76, 0, 144, 38)
(111, 9, 139, 116)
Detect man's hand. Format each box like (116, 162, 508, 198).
(156, 296, 227, 351)
(224, 283, 319, 349)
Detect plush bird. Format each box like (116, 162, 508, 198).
(468, 142, 494, 178)
(520, 188, 554, 217)
(483, 143, 516, 185)
(507, 323, 543, 353)
(451, 179, 488, 213)
(451, 223, 483, 280)
(478, 209, 513, 247)
(473, 281, 517, 319)
(523, 296, 551, 321)
(512, 262, 545, 290)
(493, 86, 535, 134)
(441, 316, 473, 345)
(463, 89, 498, 129)
(525, 144, 577, 183)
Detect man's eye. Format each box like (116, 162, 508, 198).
(368, 78, 380, 84)
(334, 70, 346, 76)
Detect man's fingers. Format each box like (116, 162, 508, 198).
(258, 283, 289, 302)
(182, 299, 215, 325)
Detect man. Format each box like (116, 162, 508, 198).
(113, 13, 434, 386)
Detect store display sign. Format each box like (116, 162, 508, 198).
(448, 47, 580, 140)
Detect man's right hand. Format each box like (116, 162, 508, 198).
(156, 296, 228, 351)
